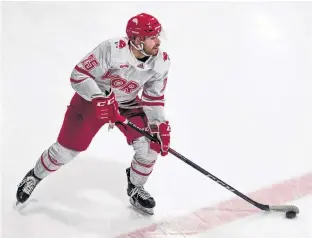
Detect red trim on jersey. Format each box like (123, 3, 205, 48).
(141, 101, 165, 107)
(142, 92, 164, 100)
(74, 65, 95, 79)
(70, 77, 88, 83)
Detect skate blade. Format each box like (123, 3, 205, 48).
(130, 197, 154, 215)
(14, 200, 28, 211)
(15, 199, 27, 207)
(14, 198, 38, 211)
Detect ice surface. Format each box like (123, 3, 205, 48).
(1, 2, 311, 238)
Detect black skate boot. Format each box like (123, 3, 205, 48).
(16, 168, 41, 205)
(126, 167, 155, 215)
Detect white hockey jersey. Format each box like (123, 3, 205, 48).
(70, 37, 170, 124)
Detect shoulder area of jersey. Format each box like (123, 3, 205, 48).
(99, 37, 128, 51)
(103, 37, 171, 61)
(153, 48, 171, 73)
(100, 37, 171, 72)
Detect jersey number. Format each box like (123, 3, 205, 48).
(82, 54, 99, 71)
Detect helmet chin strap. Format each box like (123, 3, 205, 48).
(130, 40, 151, 57)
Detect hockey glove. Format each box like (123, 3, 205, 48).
(149, 121, 171, 156)
(91, 92, 125, 123)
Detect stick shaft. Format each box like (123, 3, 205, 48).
(124, 120, 269, 211)
(123, 120, 299, 214)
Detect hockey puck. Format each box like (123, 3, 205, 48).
(285, 211, 296, 219)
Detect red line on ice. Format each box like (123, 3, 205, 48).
(117, 172, 312, 238)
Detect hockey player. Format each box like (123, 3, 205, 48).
(16, 13, 171, 215)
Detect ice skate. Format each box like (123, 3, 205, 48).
(126, 167, 155, 215)
(16, 168, 41, 205)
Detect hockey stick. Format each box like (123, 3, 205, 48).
(121, 119, 299, 216)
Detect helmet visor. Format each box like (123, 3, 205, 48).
(145, 27, 166, 41)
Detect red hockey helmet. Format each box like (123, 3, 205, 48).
(126, 13, 162, 39)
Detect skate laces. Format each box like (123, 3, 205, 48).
(130, 186, 151, 200)
(22, 177, 39, 195)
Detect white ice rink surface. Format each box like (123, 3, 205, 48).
(196, 195, 312, 238)
(1, 2, 312, 238)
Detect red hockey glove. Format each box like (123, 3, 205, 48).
(91, 92, 125, 123)
(149, 121, 171, 156)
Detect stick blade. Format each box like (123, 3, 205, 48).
(269, 205, 299, 214)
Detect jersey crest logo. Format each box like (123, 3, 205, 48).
(163, 52, 169, 62)
(119, 40, 126, 49)
(115, 39, 127, 49)
(101, 71, 139, 94)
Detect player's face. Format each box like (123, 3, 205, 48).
(143, 35, 161, 56)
